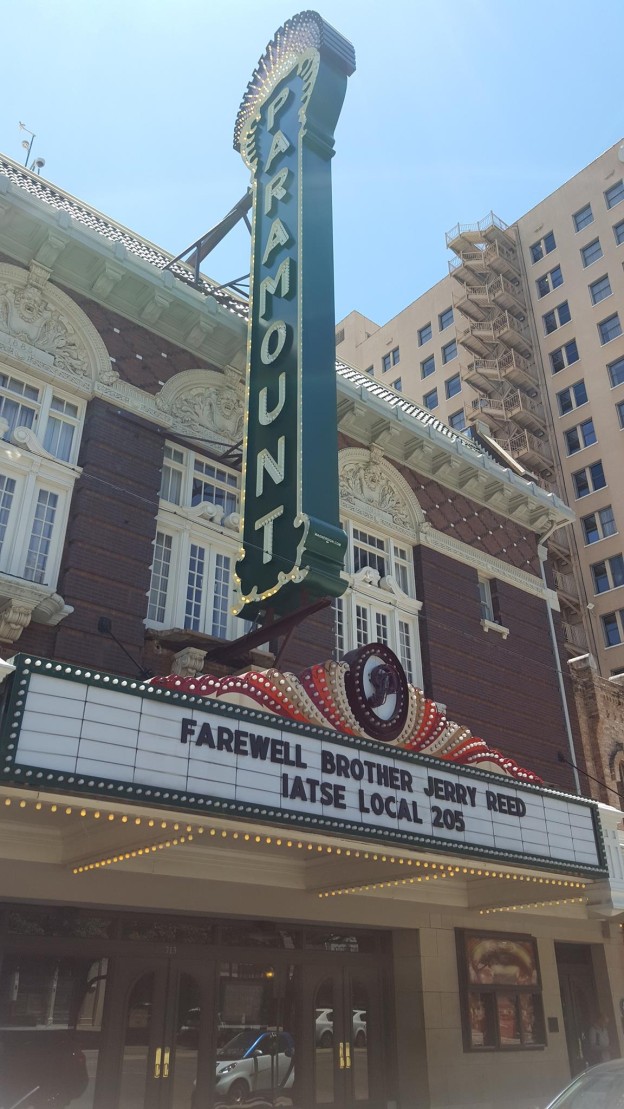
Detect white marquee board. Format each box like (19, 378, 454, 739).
(0, 657, 605, 874)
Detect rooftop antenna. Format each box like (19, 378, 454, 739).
(18, 122, 45, 173)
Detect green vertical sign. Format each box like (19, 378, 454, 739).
(232, 11, 355, 619)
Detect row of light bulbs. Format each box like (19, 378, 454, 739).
(479, 897, 587, 915)
(0, 793, 590, 895)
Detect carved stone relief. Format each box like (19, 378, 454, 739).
(155, 367, 244, 449)
(0, 263, 114, 389)
(339, 445, 424, 536)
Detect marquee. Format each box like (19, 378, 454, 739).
(0, 655, 605, 875)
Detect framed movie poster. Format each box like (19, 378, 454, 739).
(457, 930, 545, 1051)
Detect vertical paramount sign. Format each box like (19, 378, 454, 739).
(233, 11, 355, 618)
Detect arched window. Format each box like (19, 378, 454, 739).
(336, 448, 423, 685)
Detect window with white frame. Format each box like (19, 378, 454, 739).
(0, 364, 84, 591)
(147, 442, 245, 640)
(334, 521, 422, 685)
(581, 238, 603, 268)
(573, 204, 593, 232)
(536, 265, 563, 299)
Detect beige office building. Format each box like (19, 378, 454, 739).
(337, 139, 624, 682)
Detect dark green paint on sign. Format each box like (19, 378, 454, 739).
(233, 11, 355, 618)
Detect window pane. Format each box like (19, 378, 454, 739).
(558, 388, 573, 415)
(573, 381, 588, 407)
(605, 180, 624, 209)
(599, 314, 622, 344)
(602, 613, 621, 647)
(589, 461, 606, 490)
(212, 553, 231, 638)
(334, 597, 344, 658)
(24, 490, 58, 583)
(617, 400, 624, 429)
(185, 544, 205, 631)
(536, 276, 550, 299)
(192, 459, 239, 515)
(418, 323, 432, 345)
(148, 532, 172, 622)
(565, 427, 581, 454)
(614, 220, 624, 246)
(581, 238, 603, 267)
(161, 464, 182, 504)
(611, 555, 624, 589)
(580, 419, 596, 447)
(582, 514, 600, 543)
(445, 373, 461, 398)
(589, 275, 612, 305)
(423, 388, 438, 410)
(572, 469, 590, 497)
(442, 340, 457, 364)
(355, 604, 368, 648)
(565, 340, 579, 365)
(421, 355, 435, 378)
(43, 416, 75, 462)
(0, 474, 16, 556)
(558, 301, 571, 326)
(608, 357, 624, 387)
(592, 561, 610, 593)
(600, 506, 617, 537)
(439, 307, 453, 330)
(544, 231, 556, 253)
(551, 265, 563, 288)
(574, 204, 593, 232)
(398, 621, 414, 683)
(375, 612, 388, 644)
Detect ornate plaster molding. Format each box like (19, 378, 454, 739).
(339, 446, 425, 537)
(0, 579, 73, 643)
(155, 367, 244, 448)
(0, 263, 113, 392)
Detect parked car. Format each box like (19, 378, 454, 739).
(544, 1059, 624, 1108)
(315, 1009, 334, 1047)
(214, 1030, 295, 1104)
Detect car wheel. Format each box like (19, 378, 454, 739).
(319, 1030, 333, 1048)
(228, 1079, 249, 1105)
(354, 1031, 366, 1048)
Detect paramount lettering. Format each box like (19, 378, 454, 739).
(233, 13, 354, 617)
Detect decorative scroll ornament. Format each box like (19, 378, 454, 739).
(152, 642, 541, 784)
(339, 447, 421, 534)
(155, 368, 244, 448)
(232, 12, 356, 618)
(0, 263, 113, 387)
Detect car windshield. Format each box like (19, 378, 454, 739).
(217, 1031, 263, 1059)
(546, 1066, 624, 1109)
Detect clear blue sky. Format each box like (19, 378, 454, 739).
(2, 0, 622, 324)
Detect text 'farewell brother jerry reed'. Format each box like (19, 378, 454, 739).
(180, 718, 527, 827)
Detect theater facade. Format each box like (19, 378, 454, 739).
(0, 14, 623, 1107)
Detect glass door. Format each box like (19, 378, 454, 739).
(96, 956, 213, 1109)
(306, 965, 383, 1109)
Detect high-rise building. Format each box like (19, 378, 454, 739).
(337, 139, 624, 681)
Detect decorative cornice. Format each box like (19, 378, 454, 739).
(420, 524, 559, 608)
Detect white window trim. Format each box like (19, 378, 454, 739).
(0, 410, 81, 596)
(481, 617, 510, 639)
(146, 503, 242, 639)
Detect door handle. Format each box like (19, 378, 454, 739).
(338, 1041, 345, 1069)
(345, 1042, 352, 1069)
(154, 1047, 162, 1079)
(163, 1047, 170, 1078)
